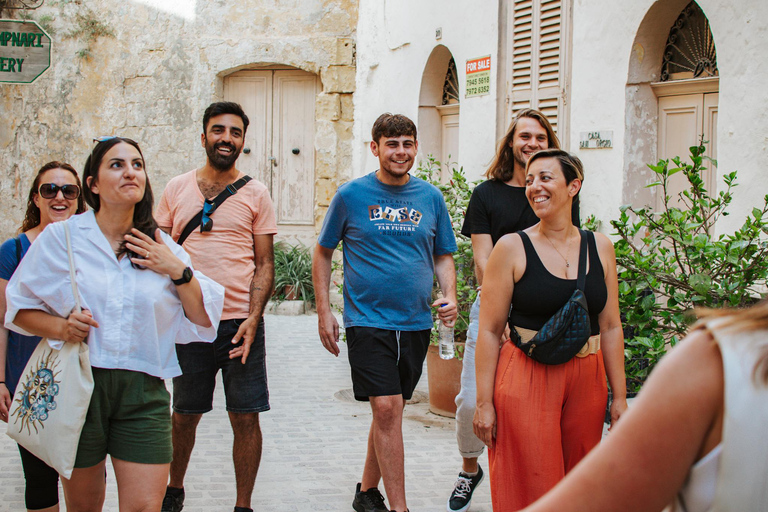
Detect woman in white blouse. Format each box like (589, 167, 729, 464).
(5, 137, 224, 512)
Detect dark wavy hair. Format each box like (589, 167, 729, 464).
(203, 101, 250, 135)
(83, 137, 157, 267)
(371, 113, 417, 145)
(485, 108, 560, 182)
(21, 161, 87, 233)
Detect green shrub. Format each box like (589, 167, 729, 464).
(415, 156, 480, 359)
(273, 242, 315, 309)
(611, 143, 768, 392)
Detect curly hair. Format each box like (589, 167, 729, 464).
(20, 161, 87, 233)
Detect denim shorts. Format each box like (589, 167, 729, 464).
(172, 318, 270, 414)
(345, 326, 430, 401)
(75, 368, 172, 467)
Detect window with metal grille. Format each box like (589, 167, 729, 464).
(660, 1, 718, 82)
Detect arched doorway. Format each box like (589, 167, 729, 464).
(418, 45, 460, 181)
(224, 67, 319, 242)
(623, 0, 718, 209)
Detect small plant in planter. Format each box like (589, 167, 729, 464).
(415, 155, 479, 360)
(611, 143, 768, 393)
(273, 242, 315, 310)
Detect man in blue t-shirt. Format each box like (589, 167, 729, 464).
(313, 113, 458, 512)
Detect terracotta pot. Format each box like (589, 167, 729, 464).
(426, 343, 464, 418)
(283, 285, 299, 300)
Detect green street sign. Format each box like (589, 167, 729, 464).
(0, 19, 51, 84)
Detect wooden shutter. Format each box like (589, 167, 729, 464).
(508, 0, 568, 139)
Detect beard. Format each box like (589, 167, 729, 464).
(513, 146, 528, 170)
(205, 139, 242, 172)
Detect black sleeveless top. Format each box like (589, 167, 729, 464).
(509, 230, 607, 336)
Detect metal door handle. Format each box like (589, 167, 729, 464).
(243, 147, 251, 154)
(268, 156, 277, 166)
(292, 148, 300, 155)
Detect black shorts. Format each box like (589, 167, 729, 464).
(345, 327, 430, 401)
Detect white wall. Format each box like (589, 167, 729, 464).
(354, 0, 500, 181)
(569, 0, 768, 233)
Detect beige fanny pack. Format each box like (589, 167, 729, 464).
(514, 326, 601, 358)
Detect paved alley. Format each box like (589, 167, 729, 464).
(0, 314, 491, 511)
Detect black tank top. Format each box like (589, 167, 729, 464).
(509, 230, 607, 336)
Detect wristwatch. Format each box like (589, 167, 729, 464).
(172, 267, 194, 286)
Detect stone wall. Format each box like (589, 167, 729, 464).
(0, 0, 357, 240)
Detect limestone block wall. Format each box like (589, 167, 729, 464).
(0, 0, 357, 240)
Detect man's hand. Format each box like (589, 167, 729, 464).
(318, 309, 340, 356)
(229, 315, 259, 363)
(431, 298, 457, 327)
(0, 385, 11, 423)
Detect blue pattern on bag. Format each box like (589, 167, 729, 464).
(11, 349, 61, 434)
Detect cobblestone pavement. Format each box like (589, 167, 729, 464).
(0, 314, 492, 511)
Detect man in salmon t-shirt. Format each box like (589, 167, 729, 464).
(155, 101, 277, 512)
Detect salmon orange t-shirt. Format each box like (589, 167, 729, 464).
(155, 169, 277, 320)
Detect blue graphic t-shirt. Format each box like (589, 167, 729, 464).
(318, 172, 457, 331)
(0, 234, 38, 395)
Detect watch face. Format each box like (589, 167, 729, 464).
(183, 267, 193, 282)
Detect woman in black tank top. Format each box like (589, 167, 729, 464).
(472, 150, 627, 511)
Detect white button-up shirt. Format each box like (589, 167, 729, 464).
(5, 211, 225, 379)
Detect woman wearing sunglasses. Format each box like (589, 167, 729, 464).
(4, 138, 224, 511)
(0, 161, 86, 512)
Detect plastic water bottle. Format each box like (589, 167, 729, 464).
(438, 321, 455, 360)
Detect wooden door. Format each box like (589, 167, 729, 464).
(224, 69, 317, 231)
(223, 71, 273, 191)
(273, 70, 317, 225)
(657, 92, 717, 209)
(440, 111, 460, 182)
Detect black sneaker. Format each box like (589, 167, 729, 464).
(446, 465, 484, 512)
(353, 482, 389, 512)
(161, 487, 185, 512)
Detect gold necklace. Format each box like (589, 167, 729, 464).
(540, 227, 574, 268)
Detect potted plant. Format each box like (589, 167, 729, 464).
(610, 142, 768, 395)
(416, 157, 479, 417)
(273, 242, 315, 310)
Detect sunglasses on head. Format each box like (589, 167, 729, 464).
(93, 136, 119, 143)
(201, 200, 214, 232)
(39, 183, 80, 200)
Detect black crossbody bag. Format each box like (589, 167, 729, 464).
(509, 230, 592, 365)
(176, 175, 252, 246)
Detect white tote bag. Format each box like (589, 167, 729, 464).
(6, 221, 94, 479)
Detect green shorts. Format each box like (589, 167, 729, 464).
(75, 368, 172, 468)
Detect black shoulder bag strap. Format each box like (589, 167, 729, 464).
(576, 229, 589, 292)
(14, 236, 22, 265)
(176, 175, 252, 246)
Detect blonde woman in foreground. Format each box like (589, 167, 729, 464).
(522, 299, 768, 512)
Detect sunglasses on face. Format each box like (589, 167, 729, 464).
(201, 200, 214, 232)
(39, 183, 81, 200)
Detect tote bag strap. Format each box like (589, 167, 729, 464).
(63, 221, 82, 314)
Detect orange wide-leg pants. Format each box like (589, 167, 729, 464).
(488, 340, 608, 511)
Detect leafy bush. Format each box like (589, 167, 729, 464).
(611, 143, 768, 392)
(415, 156, 480, 359)
(273, 242, 315, 309)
